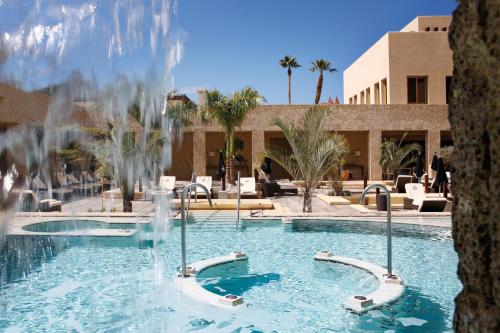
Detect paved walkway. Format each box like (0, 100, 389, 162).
(11, 191, 452, 229)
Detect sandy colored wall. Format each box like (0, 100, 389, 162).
(339, 131, 369, 179)
(388, 32, 453, 104)
(401, 16, 451, 32)
(343, 34, 390, 104)
(164, 132, 193, 180)
(205, 131, 252, 177)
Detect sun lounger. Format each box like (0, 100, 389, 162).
(404, 183, 448, 212)
(391, 175, 413, 193)
(276, 179, 298, 195)
(66, 173, 93, 195)
(79, 171, 102, 194)
(20, 190, 62, 212)
(30, 176, 47, 192)
(239, 177, 258, 198)
(190, 176, 212, 198)
(152, 176, 177, 200)
(159, 176, 176, 192)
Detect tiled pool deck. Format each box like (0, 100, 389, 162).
(6, 191, 452, 235)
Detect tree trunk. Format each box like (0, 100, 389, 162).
(449, 1, 500, 332)
(288, 67, 292, 104)
(314, 72, 323, 104)
(121, 180, 133, 212)
(302, 186, 313, 213)
(225, 158, 234, 187)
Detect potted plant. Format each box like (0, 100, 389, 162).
(379, 133, 421, 183)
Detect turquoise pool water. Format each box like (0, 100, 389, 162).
(0, 218, 460, 332)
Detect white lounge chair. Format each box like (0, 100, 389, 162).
(392, 175, 413, 193)
(20, 190, 62, 212)
(239, 177, 258, 198)
(159, 176, 176, 192)
(191, 176, 212, 198)
(404, 183, 447, 212)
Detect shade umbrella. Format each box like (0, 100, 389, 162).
(218, 150, 226, 190)
(261, 157, 272, 176)
(434, 157, 449, 194)
(431, 153, 439, 171)
(415, 152, 424, 180)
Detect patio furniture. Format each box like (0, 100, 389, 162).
(404, 183, 448, 212)
(391, 175, 413, 193)
(159, 176, 177, 195)
(276, 179, 298, 196)
(190, 176, 213, 198)
(239, 177, 260, 199)
(20, 190, 62, 212)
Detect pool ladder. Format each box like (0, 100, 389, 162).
(179, 183, 213, 277)
(360, 184, 393, 276)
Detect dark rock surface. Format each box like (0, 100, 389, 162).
(449, 1, 500, 332)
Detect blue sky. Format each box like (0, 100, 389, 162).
(0, 0, 457, 104)
(173, 0, 457, 104)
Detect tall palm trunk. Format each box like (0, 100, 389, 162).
(314, 71, 324, 104)
(287, 67, 292, 104)
(122, 179, 133, 212)
(303, 185, 313, 213)
(225, 158, 234, 186)
(225, 131, 235, 185)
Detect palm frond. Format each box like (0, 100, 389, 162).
(265, 106, 349, 212)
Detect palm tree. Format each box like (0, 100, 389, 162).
(279, 55, 301, 104)
(84, 94, 196, 212)
(200, 87, 264, 185)
(310, 59, 337, 104)
(379, 133, 422, 181)
(265, 106, 349, 213)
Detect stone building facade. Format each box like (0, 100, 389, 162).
(344, 16, 453, 105)
(169, 104, 450, 181)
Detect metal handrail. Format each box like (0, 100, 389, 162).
(187, 171, 197, 214)
(236, 171, 241, 225)
(179, 182, 213, 277)
(360, 184, 393, 276)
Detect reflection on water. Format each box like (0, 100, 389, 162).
(288, 219, 452, 240)
(0, 235, 68, 287)
(349, 286, 451, 333)
(197, 260, 280, 296)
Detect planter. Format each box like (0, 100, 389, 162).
(376, 193, 388, 211)
(262, 182, 279, 197)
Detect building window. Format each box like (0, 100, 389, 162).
(425, 27, 430, 31)
(349, 97, 353, 104)
(433, 27, 439, 31)
(365, 88, 371, 105)
(446, 76, 452, 104)
(407, 77, 428, 104)
(381, 79, 387, 104)
(374, 83, 380, 104)
(353, 95, 357, 104)
(442, 27, 447, 31)
(360, 91, 365, 104)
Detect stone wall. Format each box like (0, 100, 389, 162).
(187, 104, 449, 180)
(448, 1, 500, 331)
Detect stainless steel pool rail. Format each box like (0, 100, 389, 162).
(360, 184, 393, 276)
(180, 183, 213, 277)
(236, 172, 241, 226)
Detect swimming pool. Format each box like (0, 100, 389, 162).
(0, 218, 460, 332)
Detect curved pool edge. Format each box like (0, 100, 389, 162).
(314, 251, 405, 314)
(174, 252, 248, 308)
(7, 216, 145, 237)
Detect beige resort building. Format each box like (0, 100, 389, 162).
(168, 15, 453, 181)
(0, 16, 452, 182)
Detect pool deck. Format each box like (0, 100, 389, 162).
(7, 191, 452, 233)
